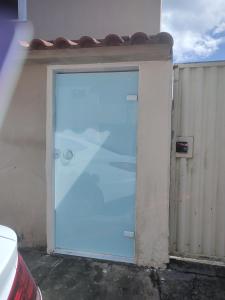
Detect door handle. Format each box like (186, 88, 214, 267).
(63, 149, 74, 161)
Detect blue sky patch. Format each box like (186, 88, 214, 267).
(162, 0, 225, 63)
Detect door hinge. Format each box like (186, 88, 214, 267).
(127, 95, 138, 101)
(124, 231, 135, 239)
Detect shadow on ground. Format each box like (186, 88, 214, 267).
(21, 248, 225, 300)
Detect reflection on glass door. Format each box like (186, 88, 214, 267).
(54, 71, 138, 262)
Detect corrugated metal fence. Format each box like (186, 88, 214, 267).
(170, 62, 225, 261)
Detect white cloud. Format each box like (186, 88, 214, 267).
(162, 0, 225, 62)
(214, 22, 225, 35)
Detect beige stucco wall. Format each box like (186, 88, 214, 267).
(0, 64, 47, 247)
(0, 45, 172, 266)
(136, 61, 172, 267)
(27, 0, 161, 40)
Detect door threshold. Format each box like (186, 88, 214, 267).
(53, 248, 135, 264)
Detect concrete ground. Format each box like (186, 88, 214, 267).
(21, 248, 225, 300)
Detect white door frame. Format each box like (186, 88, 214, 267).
(46, 62, 140, 263)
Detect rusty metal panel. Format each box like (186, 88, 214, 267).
(171, 62, 225, 261)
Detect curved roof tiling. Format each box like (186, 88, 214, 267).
(24, 32, 173, 50)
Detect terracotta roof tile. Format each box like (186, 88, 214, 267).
(24, 32, 173, 50)
(155, 32, 174, 45)
(30, 39, 54, 50)
(103, 34, 124, 46)
(130, 32, 149, 44)
(79, 36, 100, 47)
(54, 37, 78, 48)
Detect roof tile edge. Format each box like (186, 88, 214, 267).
(25, 32, 173, 50)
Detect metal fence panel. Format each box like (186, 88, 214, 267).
(170, 62, 225, 261)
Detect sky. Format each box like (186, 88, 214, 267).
(162, 0, 225, 63)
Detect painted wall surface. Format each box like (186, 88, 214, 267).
(27, 0, 161, 40)
(0, 49, 172, 267)
(0, 64, 47, 247)
(136, 61, 172, 267)
(170, 63, 225, 261)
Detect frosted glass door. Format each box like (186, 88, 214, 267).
(54, 71, 138, 261)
